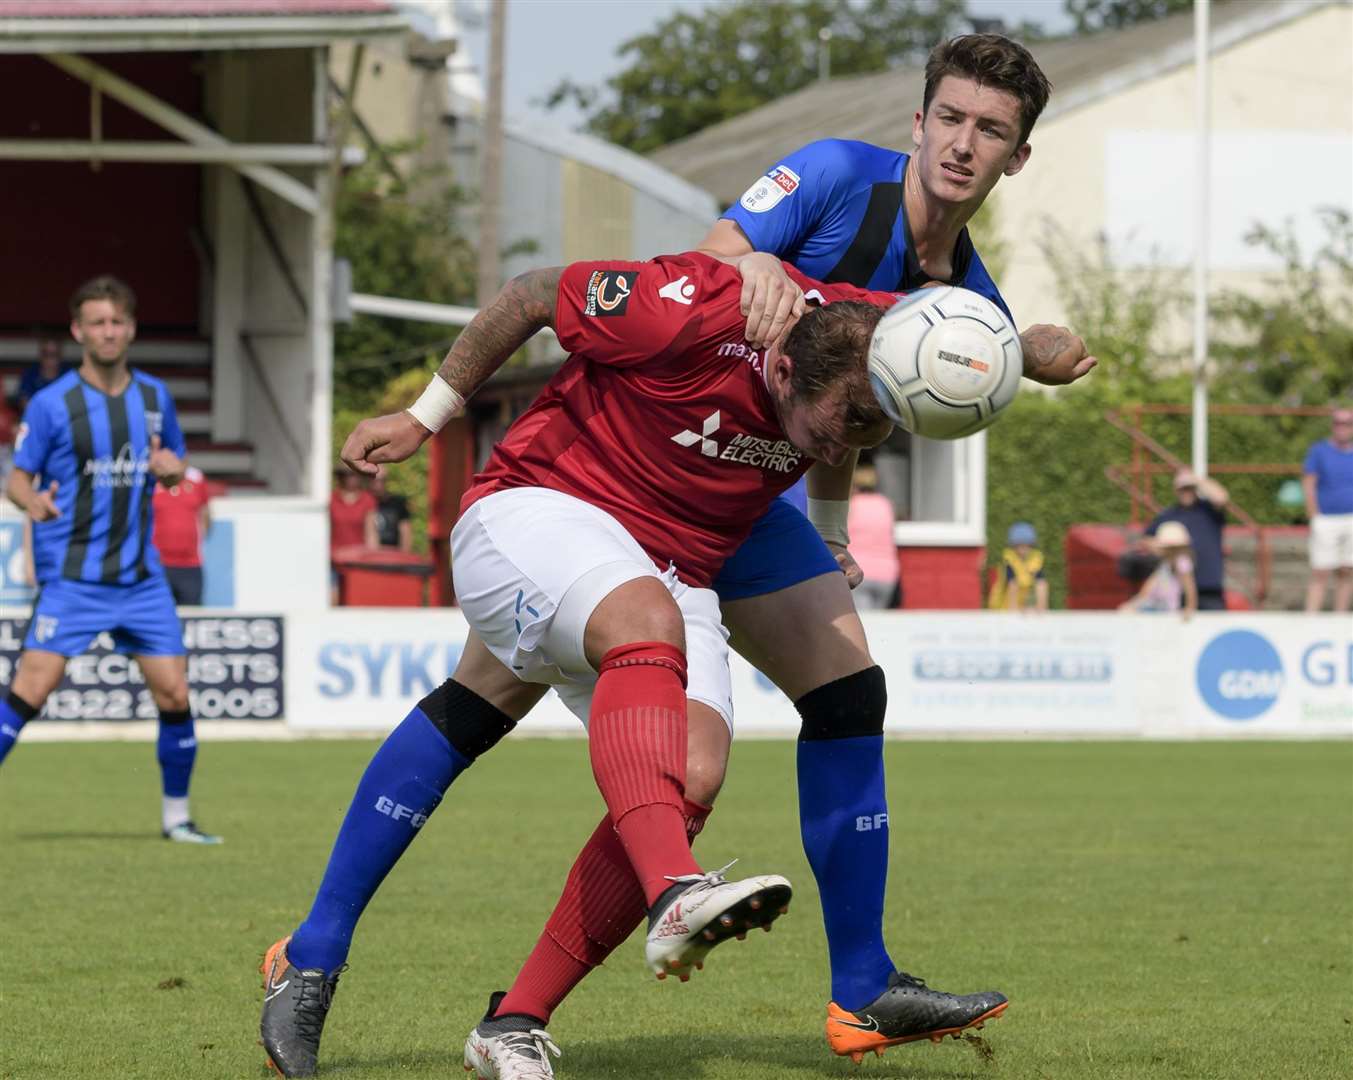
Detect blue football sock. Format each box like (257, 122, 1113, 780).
(797, 734, 896, 1011)
(289, 709, 469, 974)
(0, 693, 37, 766)
(156, 710, 197, 798)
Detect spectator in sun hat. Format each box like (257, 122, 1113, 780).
(1120, 520, 1196, 617)
(1146, 468, 1229, 610)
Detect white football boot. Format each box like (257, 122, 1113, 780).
(643, 861, 792, 981)
(463, 992, 561, 1080)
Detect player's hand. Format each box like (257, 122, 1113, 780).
(341, 411, 433, 477)
(148, 435, 185, 484)
(735, 252, 806, 348)
(28, 480, 61, 521)
(1019, 324, 1097, 385)
(826, 541, 864, 589)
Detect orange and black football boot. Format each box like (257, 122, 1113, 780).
(259, 936, 345, 1077)
(826, 970, 1007, 1062)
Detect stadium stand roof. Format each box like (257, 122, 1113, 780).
(650, 0, 1337, 205)
(0, 0, 406, 52)
(502, 113, 719, 222)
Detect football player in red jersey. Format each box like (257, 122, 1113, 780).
(259, 252, 897, 1078)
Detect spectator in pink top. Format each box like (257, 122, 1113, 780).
(848, 465, 900, 609)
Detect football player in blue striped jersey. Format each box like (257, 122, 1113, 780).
(0, 275, 220, 844)
(695, 34, 1091, 1060)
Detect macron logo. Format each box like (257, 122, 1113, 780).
(659, 276, 696, 305)
(671, 410, 720, 457)
(375, 795, 429, 829)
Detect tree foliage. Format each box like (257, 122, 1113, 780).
(333, 157, 476, 406)
(546, 0, 971, 154)
(1211, 208, 1353, 407)
(1064, 0, 1192, 34)
(1037, 224, 1190, 404)
(988, 208, 1353, 603)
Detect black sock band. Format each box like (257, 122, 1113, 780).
(794, 665, 887, 742)
(5, 690, 39, 722)
(158, 708, 192, 725)
(418, 678, 516, 762)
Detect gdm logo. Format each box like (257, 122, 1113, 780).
(1196, 629, 1284, 721)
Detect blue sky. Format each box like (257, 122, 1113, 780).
(454, 0, 1077, 127)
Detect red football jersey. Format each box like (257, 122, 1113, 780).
(463, 253, 898, 587)
(152, 466, 211, 568)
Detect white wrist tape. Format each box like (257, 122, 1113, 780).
(806, 497, 850, 547)
(405, 377, 466, 434)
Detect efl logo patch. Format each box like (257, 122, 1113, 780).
(738, 164, 801, 214)
(583, 269, 635, 317)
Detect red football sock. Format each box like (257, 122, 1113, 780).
(587, 642, 701, 905)
(498, 798, 713, 1023)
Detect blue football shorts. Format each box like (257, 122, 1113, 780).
(24, 574, 186, 657)
(712, 496, 841, 602)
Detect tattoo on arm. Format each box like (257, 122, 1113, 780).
(435, 266, 563, 397)
(1020, 325, 1068, 373)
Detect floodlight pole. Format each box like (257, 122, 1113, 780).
(477, 0, 506, 307)
(1191, 0, 1211, 478)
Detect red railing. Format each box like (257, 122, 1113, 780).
(1099, 403, 1336, 606)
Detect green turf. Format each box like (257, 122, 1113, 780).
(1, 739, 1350, 1079)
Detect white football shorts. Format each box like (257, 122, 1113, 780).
(450, 487, 734, 730)
(1309, 512, 1353, 570)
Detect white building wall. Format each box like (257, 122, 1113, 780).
(993, 3, 1353, 332)
(214, 497, 328, 609)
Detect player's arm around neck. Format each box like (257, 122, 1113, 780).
(698, 219, 804, 348)
(340, 267, 563, 476)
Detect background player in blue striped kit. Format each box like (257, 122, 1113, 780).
(0, 275, 220, 845)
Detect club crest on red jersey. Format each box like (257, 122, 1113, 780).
(583, 269, 635, 317)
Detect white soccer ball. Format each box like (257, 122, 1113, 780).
(867, 286, 1023, 440)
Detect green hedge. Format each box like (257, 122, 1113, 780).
(985, 387, 1336, 606)
(985, 391, 1129, 607)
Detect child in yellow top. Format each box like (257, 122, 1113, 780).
(989, 522, 1049, 611)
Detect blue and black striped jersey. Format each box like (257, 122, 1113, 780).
(14, 369, 186, 586)
(722, 138, 1012, 323)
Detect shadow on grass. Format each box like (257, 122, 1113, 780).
(566, 1032, 997, 1078)
(12, 831, 159, 841)
(316, 1033, 999, 1079)
(318, 1047, 477, 1075)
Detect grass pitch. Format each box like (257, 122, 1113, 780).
(1, 738, 1349, 1080)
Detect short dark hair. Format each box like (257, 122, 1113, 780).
(783, 301, 888, 436)
(69, 274, 137, 319)
(923, 34, 1052, 144)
